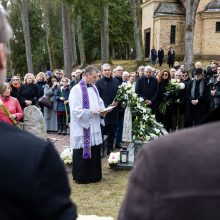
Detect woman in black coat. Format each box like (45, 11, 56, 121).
(156, 69, 173, 132)
(18, 73, 40, 109)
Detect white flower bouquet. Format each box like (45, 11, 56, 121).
(60, 147, 73, 165)
(114, 83, 164, 142)
(108, 152, 120, 165)
(159, 79, 185, 115)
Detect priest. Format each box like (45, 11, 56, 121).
(69, 65, 106, 184)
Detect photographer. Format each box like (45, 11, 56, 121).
(210, 66, 220, 109)
(205, 60, 218, 84)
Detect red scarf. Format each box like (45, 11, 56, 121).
(11, 83, 21, 89)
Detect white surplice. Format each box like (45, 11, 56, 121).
(69, 83, 105, 149)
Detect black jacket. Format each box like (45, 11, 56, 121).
(135, 76, 158, 113)
(0, 122, 77, 220)
(36, 81, 46, 98)
(158, 49, 164, 61)
(168, 50, 175, 65)
(186, 79, 209, 123)
(18, 83, 40, 109)
(96, 76, 120, 125)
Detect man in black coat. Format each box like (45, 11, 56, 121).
(119, 121, 220, 220)
(96, 63, 120, 155)
(0, 8, 77, 220)
(158, 46, 164, 66)
(135, 66, 158, 114)
(186, 68, 209, 127)
(114, 66, 126, 148)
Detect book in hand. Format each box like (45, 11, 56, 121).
(98, 106, 115, 113)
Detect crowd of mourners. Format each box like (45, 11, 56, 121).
(0, 60, 219, 149)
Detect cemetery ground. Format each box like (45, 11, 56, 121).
(48, 133, 129, 220)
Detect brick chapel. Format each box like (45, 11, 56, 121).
(141, 0, 220, 59)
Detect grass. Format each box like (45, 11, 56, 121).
(68, 157, 130, 220)
(90, 59, 211, 72)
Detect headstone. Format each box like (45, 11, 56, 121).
(23, 106, 47, 140)
(127, 143, 134, 163)
(112, 143, 134, 170)
(133, 140, 147, 161)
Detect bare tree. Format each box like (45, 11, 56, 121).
(130, 0, 145, 66)
(100, 0, 111, 64)
(182, 0, 200, 69)
(61, 0, 75, 76)
(42, 0, 57, 70)
(76, 11, 87, 67)
(18, 0, 34, 73)
(72, 19, 78, 68)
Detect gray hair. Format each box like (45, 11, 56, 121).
(84, 65, 99, 75)
(144, 66, 152, 72)
(0, 8, 13, 43)
(122, 71, 129, 77)
(138, 66, 145, 71)
(115, 65, 123, 71)
(101, 63, 111, 71)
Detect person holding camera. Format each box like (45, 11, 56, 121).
(210, 66, 220, 109)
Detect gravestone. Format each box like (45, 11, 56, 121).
(23, 106, 47, 140)
(112, 143, 134, 170)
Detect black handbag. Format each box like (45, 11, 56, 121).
(38, 96, 53, 109)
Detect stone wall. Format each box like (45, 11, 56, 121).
(194, 0, 210, 55)
(158, 16, 185, 55)
(201, 13, 220, 56)
(154, 18, 161, 48)
(197, 0, 210, 12)
(141, 0, 185, 57)
(142, 1, 159, 49)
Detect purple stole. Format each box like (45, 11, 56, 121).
(79, 79, 99, 159)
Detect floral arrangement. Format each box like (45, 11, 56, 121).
(114, 82, 164, 141)
(60, 147, 73, 165)
(159, 79, 185, 115)
(108, 152, 120, 164)
(0, 99, 20, 128)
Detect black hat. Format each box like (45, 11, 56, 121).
(195, 68, 203, 75)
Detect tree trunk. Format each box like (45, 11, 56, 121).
(130, 0, 145, 66)
(72, 20, 78, 67)
(62, 0, 74, 77)
(112, 46, 115, 59)
(100, 1, 111, 64)
(183, 0, 200, 70)
(1, 0, 14, 75)
(76, 12, 87, 67)
(42, 0, 57, 70)
(18, 0, 34, 73)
